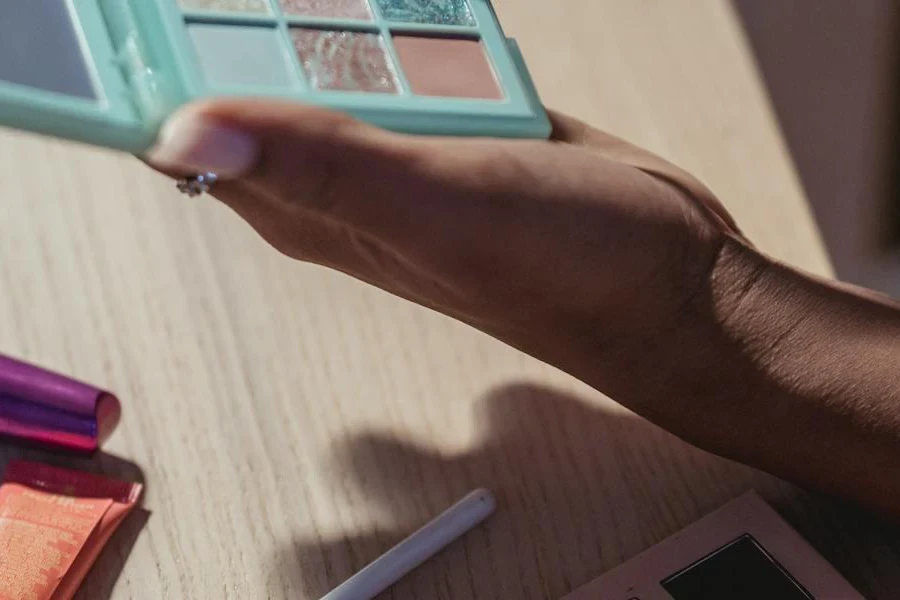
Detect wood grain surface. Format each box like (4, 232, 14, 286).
(1, 1, 898, 598)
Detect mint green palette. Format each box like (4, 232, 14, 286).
(0, 0, 550, 155)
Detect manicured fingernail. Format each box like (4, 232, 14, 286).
(145, 106, 258, 178)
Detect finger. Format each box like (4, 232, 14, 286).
(143, 99, 545, 247)
(142, 100, 409, 227)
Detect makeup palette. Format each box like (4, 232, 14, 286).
(0, 0, 549, 155)
(562, 492, 864, 600)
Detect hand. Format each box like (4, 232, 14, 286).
(147, 100, 900, 518)
(146, 100, 745, 406)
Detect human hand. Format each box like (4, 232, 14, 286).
(146, 100, 900, 518)
(145, 100, 749, 411)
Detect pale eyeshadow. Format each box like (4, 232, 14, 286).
(178, 0, 271, 14)
(190, 25, 293, 87)
(392, 36, 502, 99)
(0, 0, 96, 99)
(279, 0, 371, 20)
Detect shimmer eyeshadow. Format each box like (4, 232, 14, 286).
(0, 0, 96, 99)
(178, 0, 271, 14)
(375, 0, 475, 26)
(291, 30, 398, 93)
(189, 25, 293, 87)
(393, 36, 502, 99)
(279, 0, 372, 20)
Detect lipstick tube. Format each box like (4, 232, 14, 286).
(0, 354, 120, 454)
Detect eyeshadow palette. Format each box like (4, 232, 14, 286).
(562, 492, 864, 600)
(0, 0, 550, 155)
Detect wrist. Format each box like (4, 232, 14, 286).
(632, 235, 900, 514)
(607, 235, 786, 437)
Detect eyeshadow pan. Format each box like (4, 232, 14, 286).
(279, 0, 372, 20)
(376, 0, 475, 26)
(178, 0, 271, 14)
(0, 0, 96, 100)
(291, 30, 399, 93)
(393, 36, 502, 99)
(189, 25, 293, 87)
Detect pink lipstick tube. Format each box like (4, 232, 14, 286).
(0, 354, 120, 454)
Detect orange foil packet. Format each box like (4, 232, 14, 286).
(0, 460, 142, 600)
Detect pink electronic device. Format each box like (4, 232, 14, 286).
(563, 491, 865, 600)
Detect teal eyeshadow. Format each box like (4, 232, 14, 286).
(0, 0, 96, 100)
(375, 0, 475, 26)
(189, 24, 294, 88)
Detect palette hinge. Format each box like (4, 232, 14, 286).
(116, 36, 168, 123)
(98, 0, 169, 125)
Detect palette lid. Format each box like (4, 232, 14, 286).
(0, 0, 176, 153)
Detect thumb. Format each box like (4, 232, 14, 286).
(145, 99, 446, 241)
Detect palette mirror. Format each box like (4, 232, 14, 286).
(0, 0, 97, 100)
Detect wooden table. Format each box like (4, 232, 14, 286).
(1, 1, 898, 598)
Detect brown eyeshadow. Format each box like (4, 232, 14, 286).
(392, 36, 503, 100)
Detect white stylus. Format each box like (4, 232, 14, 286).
(320, 488, 497, 600)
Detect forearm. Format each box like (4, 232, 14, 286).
(621, 237, 900, 517)
(510, 231, 900, 519)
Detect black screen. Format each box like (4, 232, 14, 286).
(661, 535, 813, 600)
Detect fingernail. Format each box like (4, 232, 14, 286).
(145, 106, 259, 178)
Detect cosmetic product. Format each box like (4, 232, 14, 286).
(321, 488, 496, 600)
(0, 354, 120, 455)
(0, 460, 142, 600)
(0, 0, 550, 156)
(563, 491, 863, 600)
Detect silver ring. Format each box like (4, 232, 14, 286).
(176, 172, 219, 197)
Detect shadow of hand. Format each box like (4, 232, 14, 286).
(273, 383, 779, 599)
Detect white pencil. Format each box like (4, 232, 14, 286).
(320, 488, 497, 600)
